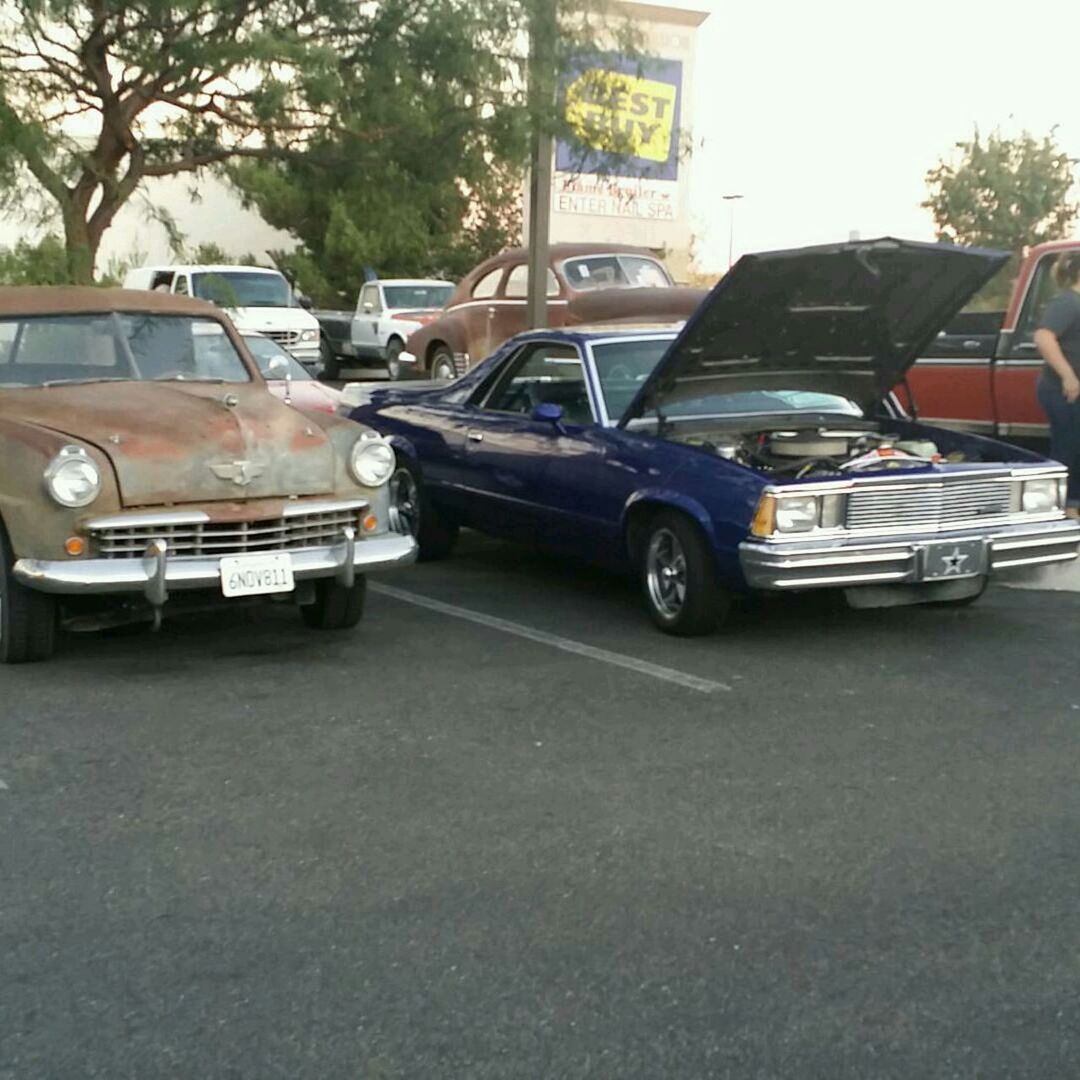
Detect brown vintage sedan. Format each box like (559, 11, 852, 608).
(0, 287, 416, 662)
(402, 243, 706, 379)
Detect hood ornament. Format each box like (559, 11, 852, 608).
(210, 459, 265, 486)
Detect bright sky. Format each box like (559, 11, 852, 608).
(683, 0, 1080, 271)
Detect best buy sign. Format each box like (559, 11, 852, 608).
(565, 69, 677, 164)
(557, 57, 682, 181)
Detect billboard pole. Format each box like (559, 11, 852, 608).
(526, 1, 556, 330)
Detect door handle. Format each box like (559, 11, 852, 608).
(467, 430, 484, 442)
(487, 307, 496, 317)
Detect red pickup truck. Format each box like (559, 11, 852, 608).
(902, 239, 1080, 446)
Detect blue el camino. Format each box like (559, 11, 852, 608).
(348, 238, 1080, 634)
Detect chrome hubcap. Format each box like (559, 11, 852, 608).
(434, 356, 454, 380)
(388, 469, 420, 537)
(646, 528, 687, 619)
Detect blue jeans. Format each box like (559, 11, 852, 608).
(1037, 375, 1080, 505)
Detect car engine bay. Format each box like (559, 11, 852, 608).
(673, 423, 972, 479)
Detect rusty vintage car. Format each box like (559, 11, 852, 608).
(0, 288, 417, 662)
(402, 243, 706, 379)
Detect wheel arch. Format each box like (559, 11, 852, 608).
(621, 491, 719, 565)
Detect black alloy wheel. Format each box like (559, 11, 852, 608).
(641, 511, 728, 636)
(391, 457, 458, 561)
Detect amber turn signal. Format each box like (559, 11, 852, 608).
(64, 536, 85, 556)
(749, 495, 776, 538)
(362, 514, 379, 532)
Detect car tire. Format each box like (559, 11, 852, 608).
(320, 337, 340, 381)
(385, 338, 405, 381)
(300, 576, 367, 630)
(390, 457, 458, 561)
(429, 346, 456, 381)
(0, 521, 57, 663)
(640, 511, 728, 636)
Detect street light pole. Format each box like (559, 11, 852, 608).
(723, 193, 743, 270)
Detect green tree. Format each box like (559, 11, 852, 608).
(230, 0, 640, 305)
(0, 0, 346, 284)
(923, 128, 1078, 305)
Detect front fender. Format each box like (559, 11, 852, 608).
(622, 488, 720, 549)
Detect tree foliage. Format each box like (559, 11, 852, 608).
(0, 0, 347, 283)
(230, 0, 639, 307)
(0, 0, 639, 296)
(924, 129, 1078, 252)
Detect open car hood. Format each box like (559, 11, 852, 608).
(618, 238, 1008, 426)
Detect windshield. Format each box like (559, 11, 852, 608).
(382, 284, 453, 310)
(244, 335, 314, 380)
(591, 339, 863, 422)
(563, 255, 672, 292)
(192, 271, 292, 308)
(0, 313, 252, 387)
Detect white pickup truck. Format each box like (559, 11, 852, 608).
(315, 278, 453, 380)
(122, 264, 323, 371)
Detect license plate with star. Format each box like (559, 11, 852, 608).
(921, 539, 987, 580)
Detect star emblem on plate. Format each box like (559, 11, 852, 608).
(940, 547, 969, 575)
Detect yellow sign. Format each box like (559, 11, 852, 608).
(564, 68, 677, 165)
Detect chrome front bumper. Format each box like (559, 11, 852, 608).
(739, 520, 1080, 591)
(14, 531, 417, 602)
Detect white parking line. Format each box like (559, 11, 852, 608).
(370, 583, 730, 695)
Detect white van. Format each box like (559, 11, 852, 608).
(122, 264, 322, 371)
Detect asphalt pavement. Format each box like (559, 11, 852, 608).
(3, 532, 1080, 1079)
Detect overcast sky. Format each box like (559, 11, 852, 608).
(681, 0, 1080, 271)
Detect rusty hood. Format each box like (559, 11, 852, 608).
(0, 381, 337, 506)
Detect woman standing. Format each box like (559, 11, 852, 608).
(1034, 252, 1080, 518)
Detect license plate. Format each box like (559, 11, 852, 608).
(921, 539, 987, 580)
(220, 553, 295, 598)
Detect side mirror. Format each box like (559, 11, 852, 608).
(363, 303, 374, 313)
(297, 294, 313, 311)
(531, 402, 564, 425)
(267, 355, 290, 379)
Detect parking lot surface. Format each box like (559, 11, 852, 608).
(3, 532, 1080, 1079)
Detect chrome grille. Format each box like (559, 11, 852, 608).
(92, 507, 362, 558)
(845, 478, 1014, 532)
(266, 330, 301, 346)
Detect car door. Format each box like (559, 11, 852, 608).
(993, 253, 1056, 443)
(458, 266, 506, 365)
(351, 284, 382, 357)
(462, 340, 608, 546)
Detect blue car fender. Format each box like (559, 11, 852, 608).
(621, 488, 719, 553)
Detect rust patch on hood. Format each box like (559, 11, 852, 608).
(0, 381, 336, 507)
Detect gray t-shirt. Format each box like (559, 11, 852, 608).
(1038, 290, 1080, 383)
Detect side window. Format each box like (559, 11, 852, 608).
(173, 275, 189, 296)
(481, 342, 593, 424)
(503, 264, 560, 299)
(1011, 255, 1061, 354)
(359, 284, 381, 313)
(471, 267, 504, 300)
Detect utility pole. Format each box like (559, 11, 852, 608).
(526, 1, 557, 330)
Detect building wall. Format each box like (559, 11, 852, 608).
(545, 2, 709, 281)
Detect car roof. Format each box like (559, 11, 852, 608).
(137, 264, 285, 275)
(372, 278, 453, 287)
(0, 286, 229, 318)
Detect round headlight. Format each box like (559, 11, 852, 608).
(45, 446, 102, 508)
(300, 329, 318, 342)
(349, 438, 395, 487)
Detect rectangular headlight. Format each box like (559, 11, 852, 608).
(775, 495, 819, 533)
(1021, 478, 1062, 514)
